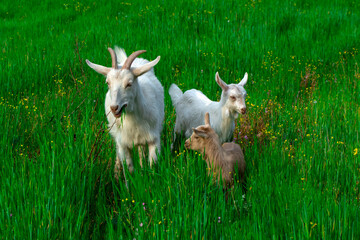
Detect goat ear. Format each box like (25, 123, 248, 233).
(86, 59, 111, 76)
(204, 112, 211, 126)
(215, 72, 229, 91)
(193, 128, 208, 138)
(239, 72, 248, 86)
(132, 56, 161, 77)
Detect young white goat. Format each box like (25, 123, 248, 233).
(86, 47, 164, 178)
(185, 112, 246, 188)
(169, 72, 248, 144)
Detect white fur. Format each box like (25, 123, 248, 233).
(87, 47, 164, 176)
(169, 72, 248, 144)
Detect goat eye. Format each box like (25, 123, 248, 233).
(230, 96, 236, 101)
(126, 83, 132, 88)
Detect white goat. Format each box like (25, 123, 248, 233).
(169, 72, 248, 144)
(86, 47, 164, 178)
(185, 112, 246, 188)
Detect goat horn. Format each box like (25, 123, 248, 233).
(122, 50, 146, 70)
(108, 48, 118, 69)
(205, 112, 210, 126)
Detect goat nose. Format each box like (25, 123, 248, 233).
(240, 108, 246, 114)
(110, 105, 119, 113)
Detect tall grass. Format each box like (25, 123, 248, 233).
(1, 0, 360, 239)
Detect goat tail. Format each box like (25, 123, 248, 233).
(169, 84, 183, 106)
(114, 46, 128, 65)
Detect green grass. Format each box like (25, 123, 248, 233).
(1, 0, 360, 239)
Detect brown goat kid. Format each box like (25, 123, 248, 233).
(185, 112, 246, 188)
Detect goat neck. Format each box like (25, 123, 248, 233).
(202, 132, 225, 169)
(210, 93, 237, 141)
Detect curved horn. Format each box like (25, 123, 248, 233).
(215, 72, 229, 91)
(122, 50, 146, 70)
(204, 112, 210, 126)
(239, 72, 248, 86)
(86, 59, 111, 76)
(108, 48, 118, 69)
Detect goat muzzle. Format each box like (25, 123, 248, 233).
(240, 108, 246, 114)
(184, 139, 190, 149)
(110, 104, 127, 118)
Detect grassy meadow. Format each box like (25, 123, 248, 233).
(1, 0, 360, 239)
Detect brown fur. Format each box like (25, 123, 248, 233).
(185, 113, 246, 188)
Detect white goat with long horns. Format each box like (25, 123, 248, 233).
(86, 47, 164, 179)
